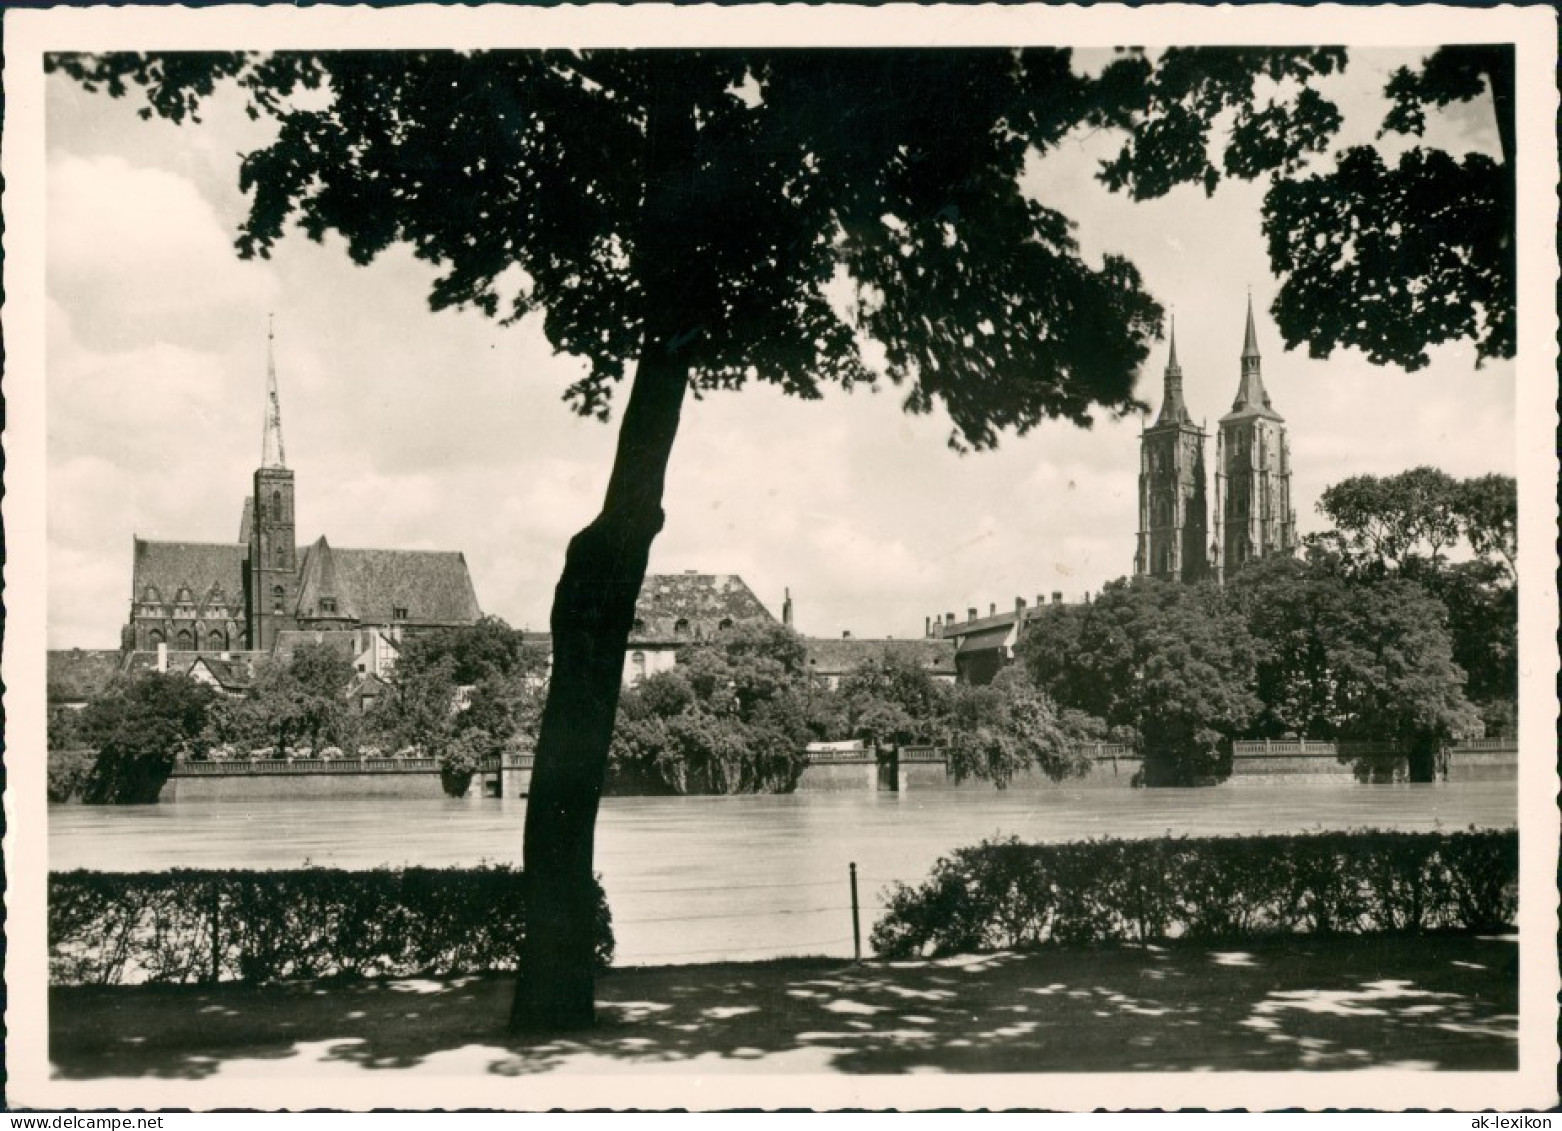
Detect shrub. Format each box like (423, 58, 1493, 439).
(49, 865, 614, 986)
(871, 829, 1517, 958)
(47, 749, 99, 803)
(438, 729, 492, 797)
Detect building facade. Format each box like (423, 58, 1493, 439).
(1135, 299, 1297, 584)
(124, 330, 483, 658)
(1134, 320, 1210, 583)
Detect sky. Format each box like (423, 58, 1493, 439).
(44, 47, 1516, 649)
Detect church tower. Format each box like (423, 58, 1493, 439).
(1135, 319, 1209, 583)
(247, 321, 298, 651)
(1212, 297, 1297, 584)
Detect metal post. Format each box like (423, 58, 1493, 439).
(849, 862, 861, 962)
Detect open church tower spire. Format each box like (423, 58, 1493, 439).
(261, 315, 287, 469)
(1135, 313, 1208, 583)
(248, 317, 298, 650)
(1212, 294, 1297, 584)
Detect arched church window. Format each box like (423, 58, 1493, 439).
(272, 489, 283, 518)
(632, 619, 646, 635)
(630, 651, 646, 683)
(176, 629, 194, 650)
(718, 618, 733, 631)
(148, 629, 165, 647)
(275, 544, 286, 567)
(209, 630, 226, 651)
(272, 585, 286, 614)
(674, 618, 690, 636)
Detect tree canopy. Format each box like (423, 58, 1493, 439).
(51, 49, 1163, 447)
(1018, 576, 1261, 785)
(1096, 45, 1513, 370)
(78, 672, 217, 804)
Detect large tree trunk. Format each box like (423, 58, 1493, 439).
(510, 62, 700, 1034)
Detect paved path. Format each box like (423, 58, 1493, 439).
(51, 933, 1517, 1079)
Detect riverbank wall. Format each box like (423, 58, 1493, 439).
(142, 741, 1516, 802)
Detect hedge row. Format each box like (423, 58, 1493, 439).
(50, 866, 614, 986)
(870, 829, 1517, 959)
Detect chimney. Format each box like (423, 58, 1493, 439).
(945, 611, 955, 626)
(156, 642, 168, 673)
(924, 615, 931, 638)
(1015, 596, 1026, 616)
(967, 608, 977, 623)
(1052, 591, 1063, 605)
(783, 587, 794, 629)
(989, 603, 996, 618)
(1037, 594, 1044, 609)
(842, 630, 852, 640)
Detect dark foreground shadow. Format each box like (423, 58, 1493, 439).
(51, 932, 1517, 1079)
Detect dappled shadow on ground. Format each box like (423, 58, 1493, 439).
(51, 933, 1517, 1078)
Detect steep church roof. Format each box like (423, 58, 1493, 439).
(294, 538, 482, 626)
(132, 539, 248, 613)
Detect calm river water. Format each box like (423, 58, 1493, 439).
(50, 780, 1515, 967)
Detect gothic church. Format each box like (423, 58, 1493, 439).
(125, 331, 482, 656)
(1135, 299, 1297, 584)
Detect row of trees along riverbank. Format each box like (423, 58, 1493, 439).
(54, 465, 1512, 802)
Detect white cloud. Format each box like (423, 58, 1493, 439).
(48, 152, 280, 352)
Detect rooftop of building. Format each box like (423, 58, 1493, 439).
(803, 635, 956, 676)
(630, 572, 776, 643)
(46, 648, 125, 704)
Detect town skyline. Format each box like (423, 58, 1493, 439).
(45, 45, 1517, 649)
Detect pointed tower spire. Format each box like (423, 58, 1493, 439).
(1155, 313, 1191, 424)
(261, 315, 287, 469)
(1230, 292, 1275, 415)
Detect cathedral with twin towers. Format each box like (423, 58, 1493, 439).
(1134, 297, 1298, 585)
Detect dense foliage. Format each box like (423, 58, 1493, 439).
(50, 865, 613, 986)
(368, 618, 551, 758)
(1019, 577, 1260, 785)
(1097, 46, 1513, 369)
(1014, 468, 1502, 784)
(47, 748, 99, 804)
(942, 668, 1092, 787)
(1311, 468, 1517, 736)
(610, 625, 821, 794)
(204, 642, 360, 757)
(77, 673, 217, 804)
(871, 830, 1518, 958)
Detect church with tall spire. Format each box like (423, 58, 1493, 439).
(125, 325, 483, 657)
(1134, 316, 1209, 583)
(1134, 297, 1297, 585)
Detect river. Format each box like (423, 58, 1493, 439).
(50, 779, 1515, 966)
